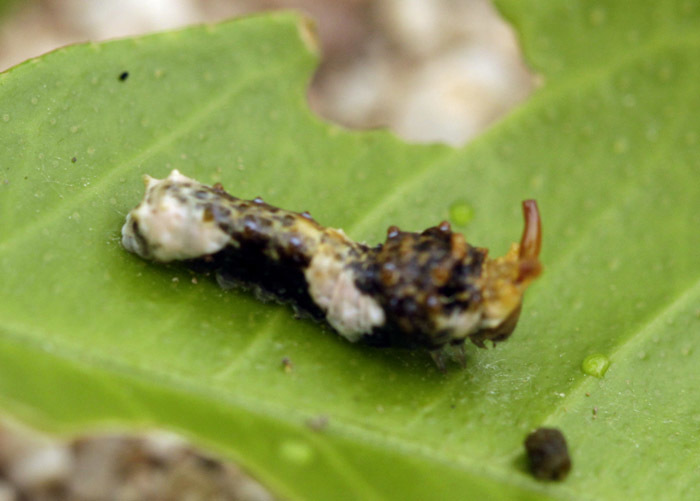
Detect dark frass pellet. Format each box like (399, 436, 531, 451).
(118, 71, 129, 81)
(121, 171, 543, 370)
(524, 427, 571, 481)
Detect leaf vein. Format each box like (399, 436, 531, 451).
(0, 57, 303, 252)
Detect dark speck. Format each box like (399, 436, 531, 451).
(524, 427, 571, 481)
(281, 357, 293, 373)
(119, 71, 129, 81)
(71, 157, 77, 163)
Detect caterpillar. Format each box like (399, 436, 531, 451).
(122, 170, 542, 370)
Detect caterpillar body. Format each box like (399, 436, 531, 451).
(122, 170, 542, 370)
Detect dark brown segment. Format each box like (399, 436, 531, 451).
(352, 223, 486, 349)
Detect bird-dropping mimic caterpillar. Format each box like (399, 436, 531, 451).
(122, 170, 542, 370)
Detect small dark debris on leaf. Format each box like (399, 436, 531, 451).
(71, 157, 77, 163)
(119, 71, 129, 81)
(524, 427, 571, 481)
(281, 357, 293, 373)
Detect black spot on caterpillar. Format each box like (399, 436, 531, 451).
(122, 171, 542, 370)
(524, 428, 571, 481)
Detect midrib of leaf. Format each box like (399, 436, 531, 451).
(396, 179, 649, 433)
(0, 319, 386, 501)
(212, 312, 284, 379)
(343, 147, 455, 236)
(303, 434, 386, 501)
(508, 51, 699, 442)
(0, 316, 559, 499)
(539, 274, 700, 426)
(343, 30, 700, 244)
(0, 56, 302, 252)
(0, 318, 315, 426)
(327, 29, 700, 438)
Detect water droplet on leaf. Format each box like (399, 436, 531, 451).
(448, 201, 474, 226)
(582, 353, 610, 378)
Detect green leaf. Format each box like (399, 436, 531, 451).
(0, 3, 698, 499)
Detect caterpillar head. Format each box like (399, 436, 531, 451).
(352, 200, 542, 352)
(469, 200, 542, 348)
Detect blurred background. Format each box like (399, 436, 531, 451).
(0, 0, 534, 145)
(0, 1, 533, 499)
